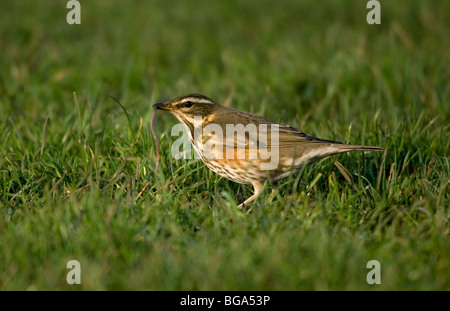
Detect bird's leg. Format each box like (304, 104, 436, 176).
(237, 181, 263, 209)
(266, 180, 280, 203)
(267, 188, 277, 203)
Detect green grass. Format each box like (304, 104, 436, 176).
(0, 0, 449, 290)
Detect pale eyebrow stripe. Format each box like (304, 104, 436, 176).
(181, 97, 213, 104)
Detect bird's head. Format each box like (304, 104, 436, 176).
(153, 94, 221, 128)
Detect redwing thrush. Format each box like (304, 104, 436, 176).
(154, 94, 383, 208)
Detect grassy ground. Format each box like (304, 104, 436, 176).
(0, 1, 449, 290)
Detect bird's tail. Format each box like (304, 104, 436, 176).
(308, 136, 384, 153)
(334, 144, 384, 152)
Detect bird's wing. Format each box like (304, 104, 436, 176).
(215, 108, 342, 149)
(274, 124, 343, 148)
(202, 108, 343, 161)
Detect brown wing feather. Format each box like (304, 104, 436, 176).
(218, 106, 382, 153)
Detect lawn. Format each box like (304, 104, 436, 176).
(0, 0, 449, 290)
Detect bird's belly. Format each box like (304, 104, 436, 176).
(190, 141, 268, 184)
(190, 139, 309, 184)
(203, 158, 269, 184)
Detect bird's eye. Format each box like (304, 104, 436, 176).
(184, 101, 194, 108)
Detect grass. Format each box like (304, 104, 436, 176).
(0, 0, 449, 290)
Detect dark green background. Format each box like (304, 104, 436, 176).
(0, 1, 448, 290)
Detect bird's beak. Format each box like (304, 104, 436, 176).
(153, 102, 171, 111)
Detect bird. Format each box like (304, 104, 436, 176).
(153, 93, 383, 208)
